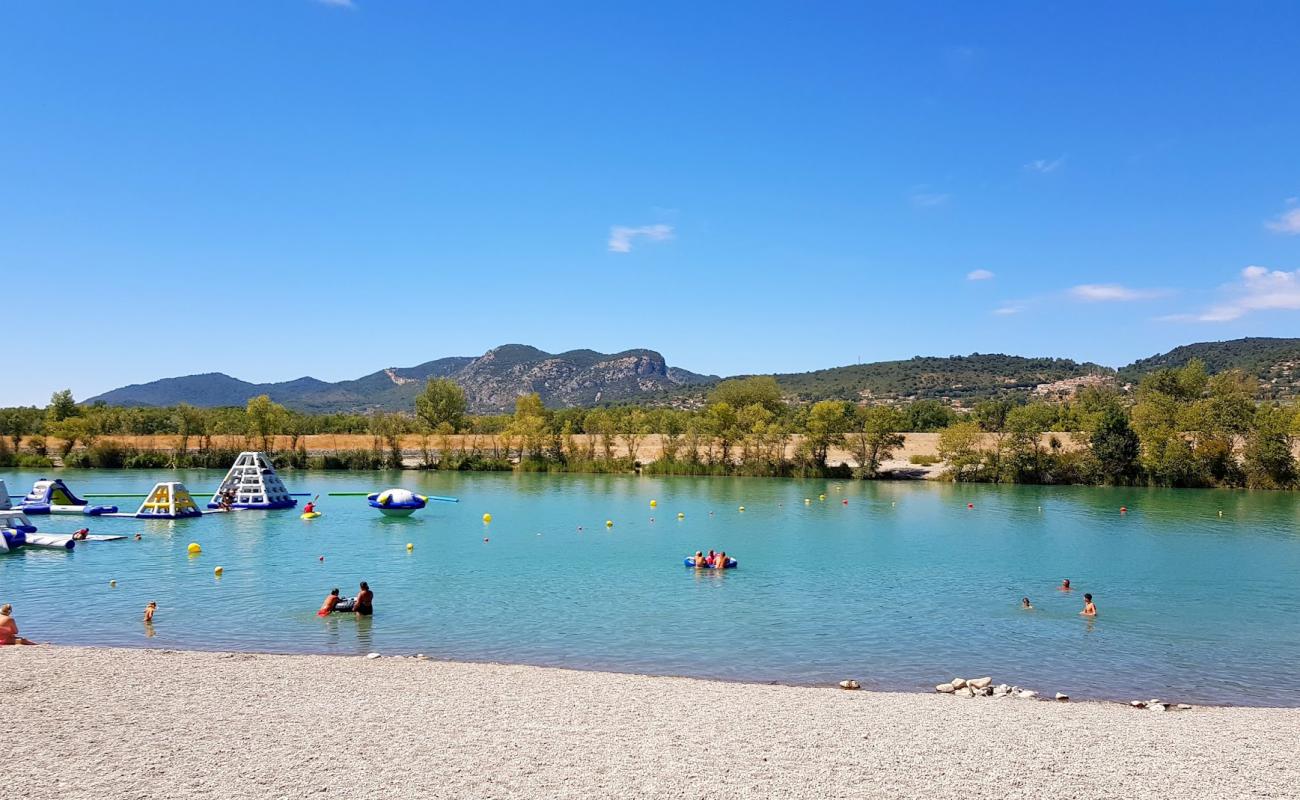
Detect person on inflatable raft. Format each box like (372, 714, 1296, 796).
(688, 550, 737, 569)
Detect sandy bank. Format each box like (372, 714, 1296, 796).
(2, 646, 1297, 799)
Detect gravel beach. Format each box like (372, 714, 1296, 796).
(3, 646, 1298, 799)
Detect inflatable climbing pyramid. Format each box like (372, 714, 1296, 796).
(136, 482, 203, 519)
(207, 451, 296, 510)
(0, 479, 11, 510)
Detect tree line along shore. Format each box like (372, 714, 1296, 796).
(3, 360, 1300, 489)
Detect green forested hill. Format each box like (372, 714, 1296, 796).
(768, 354, 1111, 403)
(1118, 338, 1300, 398)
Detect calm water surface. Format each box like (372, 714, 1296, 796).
(3, 469, 1299, 705)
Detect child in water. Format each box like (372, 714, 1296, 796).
(143, 602, 157, 623)
(1081, 593, 1097, 617)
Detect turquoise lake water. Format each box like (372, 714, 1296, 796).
(2, 468, 1299, 705)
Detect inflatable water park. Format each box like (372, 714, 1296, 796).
(18, 478, 118, 516)
(2, 452, 465, 556)
(136, 482, 203, 519)
(208, 451, 297, 510)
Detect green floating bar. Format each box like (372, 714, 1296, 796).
(86, 491, 313, 498)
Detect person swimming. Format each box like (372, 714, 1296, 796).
(317, 588, 342, 616)
(717, 551, 729, 568)
(1021, 597, 1033, 609)
(706, 549, 717, 566)
(1081, 593, 1097, 617)
(1059, 578, 1072, 591)
(692, 551, 707, 568)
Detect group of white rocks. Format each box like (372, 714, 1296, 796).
(934, 677, 1042, 699)
(929, 676, 1194, 711)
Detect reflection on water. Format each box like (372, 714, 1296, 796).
(1, 468, 1299, 705)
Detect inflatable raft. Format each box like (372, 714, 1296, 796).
(367, 489, 428, 517)
(684, 557, 738, 569)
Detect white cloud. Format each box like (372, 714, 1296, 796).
(1024, 156, 1065, 174)
(1191, 266, 1300, 322)
(316, 0, 355, 8)
(966, 269, 995, 281)
(607, 224, 674, 253)
(909, 186, 950, 208)
(1265, 207, 1300, 235)
(993, 305, 1022, 316)
(1069, 283, 1167, 302)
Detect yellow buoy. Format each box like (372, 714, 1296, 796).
(605, 520, 614, 528)
(819, 494, 826, 501)
(738, 506, 745, 512)
(187, 543, 201, 555)
(482, 513, 492, 524)
(650, 499, 657, 508)
(677, 512, 685, 519)
(109, 580, 117, 588)
(804, 498, 811, 505)
(406, 542, 414, 551)
(214, 566, 224, 576)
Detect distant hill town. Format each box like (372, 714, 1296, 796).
(84, 338, 1300, 414)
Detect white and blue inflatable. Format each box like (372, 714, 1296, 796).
(367, 489, 428, 517)
(19, 479, 117, 516)
(0, 510, 38, 553)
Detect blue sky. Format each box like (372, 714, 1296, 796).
(3, 1, 1299, 406)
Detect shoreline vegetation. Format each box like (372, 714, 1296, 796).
(4, 361, 1300, 489)
(6, 646, 1299, 799)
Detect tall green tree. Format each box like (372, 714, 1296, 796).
(47, 389, 78, 423)
(1003, 403, 1058, 483)
(1089, 405, 1140, 485)
(245, 394, 288, 453)
(415, 378, 467, 433)
(847, 405, 906, 478)
(707, 376, 785, 416)
(937, 421, 986, 482)
(805, 400, 850, 467)
(509, 393, 551, 460)
(1243, 404, 1297, 489)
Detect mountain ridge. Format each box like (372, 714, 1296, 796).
(84, 338, 1300, 413)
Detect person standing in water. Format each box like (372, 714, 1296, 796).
(143, 602, 157, 622)
(354, 581, 373, 616)
(0, 604, 36, 646)
(1081, 593, 1097, 617)
(1058, 578, 1072, 591)
(1021, 597, 1033, 609)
